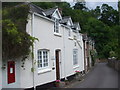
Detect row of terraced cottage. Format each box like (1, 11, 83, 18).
(0, 2, 95, 89)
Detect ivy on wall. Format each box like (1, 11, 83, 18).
(2, 4, 37, 60)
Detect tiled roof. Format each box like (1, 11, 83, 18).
(29, 3, 45, 16)
(16, 2, 45, 16)
(60, 16, 71, 24)
(44, 6, 58, 16)
(16, 3, 81, 32)
(73, 22, 79, 29)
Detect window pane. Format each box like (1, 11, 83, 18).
(54, 19, 59, 33)
(40, 64, 42, 67)
(37, 50, 49, 69)
(73, 49, 78, 65)
(69, 29, 71, 37)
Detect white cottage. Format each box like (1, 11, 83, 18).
(1, 3, 85, 89)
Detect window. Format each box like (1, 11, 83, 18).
(68, 29, 71, 37)
(54, 19, 59, 33)
(73, 49, 78, 65)
(37, 50, 49, 69)
(74, 35, 77, 40)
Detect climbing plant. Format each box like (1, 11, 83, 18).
(2, 4, 37, 60)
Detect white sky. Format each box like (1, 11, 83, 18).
(62, 0, 118, 10)
(86, 2, 118, 10)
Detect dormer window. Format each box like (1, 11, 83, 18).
(68, 28, 71, 37)
(60, 16, 73, 27)
(54, 19, 59, 33)
(72, 22, 81, 33)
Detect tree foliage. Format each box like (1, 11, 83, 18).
(2, 4, 37, 60)
(2, 2, 119, 59)
(73, 2, 88, 11)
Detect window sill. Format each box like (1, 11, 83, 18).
(68, 37, 73, 40)
(38, 68, 52, 75)
(73, 65, 79, 69)
(54, 33, 62, 37)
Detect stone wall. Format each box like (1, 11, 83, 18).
(108, 59, 120, 71)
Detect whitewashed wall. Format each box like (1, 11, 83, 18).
(20, 14, 34, 88)
(33, 14, 65, 86)
(63, 27, 84, 77)
(12, 12, 85, 88)
(22, 13, 85, 88)
(20, 13, 64, 87)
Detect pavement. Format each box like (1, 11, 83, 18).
(65, 62, 119, 88)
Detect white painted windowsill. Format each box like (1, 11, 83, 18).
(54, 33, 62, 37)
(73, 65, 79, 69)
(68, 37, 73, 40)
(38, 68, 52, 75)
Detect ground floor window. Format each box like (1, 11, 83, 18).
(37, 49, 49, 69)
(73, 49, 78, 65)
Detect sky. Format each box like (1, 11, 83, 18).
(62, 0, 118, 10)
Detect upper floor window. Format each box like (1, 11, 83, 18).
(68, 29, 71, 37)
(37, 50, 49, 69)
(74, 35, 77, 40)
(54, 19, 59, 33)
(73, 49, 78, 65)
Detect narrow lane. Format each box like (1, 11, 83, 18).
(71, 62, 118, 88)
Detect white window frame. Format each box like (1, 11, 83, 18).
(73, 49, 78, 65)
(68, 28, 71, 37)
(37, 49, 49, 70)
(54, 19, 59, 33)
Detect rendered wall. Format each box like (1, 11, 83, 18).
(12, 13, 85, 88)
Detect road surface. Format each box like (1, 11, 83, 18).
(70, 62, 119, 88)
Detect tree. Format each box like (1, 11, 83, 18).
(2, 2, 119, 59)
(2, 2, 22, 8)
(89, 6, 101, 19)
(110, 25, 120, 59)
(2, 4, 37, 60)
(100, 4, 119, 26)
(73, 2, 88, 11)
(84, 17, 111, 58)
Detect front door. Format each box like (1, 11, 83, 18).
(55, 50, 60, 80)
(8, 61, 15, 84)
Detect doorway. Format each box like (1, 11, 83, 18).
(55, 50, 61, 80)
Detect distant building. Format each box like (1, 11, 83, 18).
(83, 34, 95, 72)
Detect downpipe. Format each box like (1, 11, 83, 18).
(31, 12, 36, 90)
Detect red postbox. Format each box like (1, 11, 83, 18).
(8, 61, 15, 84)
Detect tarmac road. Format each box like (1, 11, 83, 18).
(70, 62, 119, 88)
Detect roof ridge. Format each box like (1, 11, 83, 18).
(45, 6, 58, 11)
(30, 3, 45, 11)
(63, 16, 71, 18)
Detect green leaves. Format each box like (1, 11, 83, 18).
(2, 2, 119, 60)
(2, 4, 37, 60)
